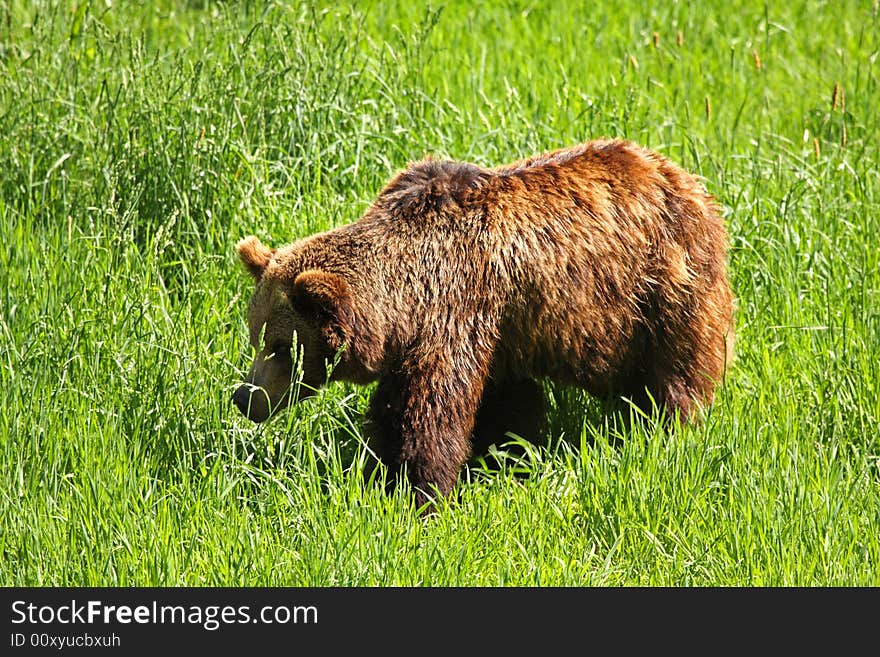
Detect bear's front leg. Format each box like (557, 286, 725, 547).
(367, 346, 492, 510)
(470, 377, 547, 458)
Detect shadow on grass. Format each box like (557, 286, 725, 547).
(465, 383, 666, 485)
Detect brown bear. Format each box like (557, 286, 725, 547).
(232, 139, 735, 508)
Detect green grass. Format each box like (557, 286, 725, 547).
(1, 0, 878, 586)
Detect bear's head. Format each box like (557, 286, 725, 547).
(232, 236, 360, 423)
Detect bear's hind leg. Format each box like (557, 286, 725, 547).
(640, 330, 733, 423)
(640, 273, 734, 423)
(646, 371, 701, 422)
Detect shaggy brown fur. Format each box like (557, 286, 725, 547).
(233, 139, 735, 508)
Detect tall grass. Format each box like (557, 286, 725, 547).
(0, 0, 878, 585)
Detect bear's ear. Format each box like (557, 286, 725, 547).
(237, 236, 274, 280)
(290, 270, 353, 324)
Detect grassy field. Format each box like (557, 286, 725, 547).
(1, 0, 878, 586)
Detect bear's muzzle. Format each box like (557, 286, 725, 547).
(232, 384, 271, 423)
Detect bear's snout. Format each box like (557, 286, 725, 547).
(232, 384, 270, 423)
